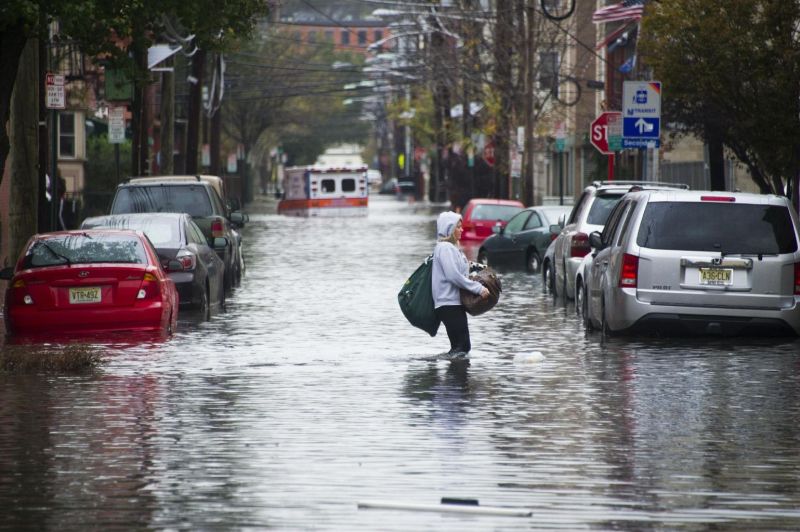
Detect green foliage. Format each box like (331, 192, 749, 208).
(640, 0, 800, 193)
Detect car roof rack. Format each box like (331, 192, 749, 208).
(591, 180, 689, 190)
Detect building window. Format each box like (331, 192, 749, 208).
(59, 112, 75, 158)
(358, 31, 367, 45)
(374, 30, 383, 42)
(341, 31, 350, 45)
(324, 31, 333, 42)
(307, 31, 317, 43)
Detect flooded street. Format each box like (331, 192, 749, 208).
(2, 194, 800, 530)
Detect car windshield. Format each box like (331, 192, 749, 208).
(637, 202, 798, 254)
(23, 234, 147, 268)
(112, 185, 213, 218)
(586, 193, 624, 225)
(83, 217, 181, 247)
(470, 204, 523, 221)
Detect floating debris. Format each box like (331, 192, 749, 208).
(513, 351, 546, 364)
(358, 499, 532, 517)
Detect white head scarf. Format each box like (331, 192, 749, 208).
(437, 211, 462, 243)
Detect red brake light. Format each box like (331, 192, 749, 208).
(794, 262, 800, 295)
(701, 195, 735, 202)
(211, 219, 225, 238)
(570, 232, 591, 258)
(137, 271, 162, 300)
(619, 253, 639, 288)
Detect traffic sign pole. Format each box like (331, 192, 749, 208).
(608, 153, 615, 181)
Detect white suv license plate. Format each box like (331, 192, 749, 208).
(69, 286, 101, 304)
(699, 268, 732, 286)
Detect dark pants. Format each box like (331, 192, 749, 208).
(435, 305, 471, 353)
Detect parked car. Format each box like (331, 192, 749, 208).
(583, 190, 800, 336)
(549, 180, 689, 300)
(0, 229, 178, 336)
(477, 205, 571, 272)
(395, 180, 416, 199)
(81, 213, 226, 318)
(127, 174, 247, 282)
(109, 178, 243, 290)
(367, 169, 382, 189)
(378, 178, 398, 195)
(460, 198, 525, 243)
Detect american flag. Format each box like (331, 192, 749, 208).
(592, 0, 646, 24)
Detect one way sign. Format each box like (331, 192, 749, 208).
(622, 81, 661, 148)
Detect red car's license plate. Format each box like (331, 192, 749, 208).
(69, 286, 101, 304)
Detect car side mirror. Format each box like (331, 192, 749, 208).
(0, 266, 13, 280)
(212, 237, 229, 249)
(230, 211, 246, 226)
(229, 198, 241, 212)
(549, 224, 561, 235)
(589, 231, 603, 250)
(557, 213, 566, 228)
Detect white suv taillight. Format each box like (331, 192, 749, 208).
(794, 262, 800, 295)
(570, 232, 591, 258)
(619, 253, 639, 288)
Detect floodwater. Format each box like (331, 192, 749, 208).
(2, 194, 800, 530)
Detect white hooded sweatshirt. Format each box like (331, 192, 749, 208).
(432, 211, 484, 308)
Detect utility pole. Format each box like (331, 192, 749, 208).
(186, 49, 206, 174)
(130, 36, 149, 176)
(522, 0, 536, 206)
(159, 56, 175, 174)
(209, 53, 222, 176)
(493, 0, 514, 199)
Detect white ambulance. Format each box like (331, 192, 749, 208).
(278, 166, 369, 217)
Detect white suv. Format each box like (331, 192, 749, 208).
(583, 190, 800, 336)
(546, 180, 688, 299)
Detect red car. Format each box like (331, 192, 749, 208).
(460, 198, 525, 242)
(0, 230, 179, 336)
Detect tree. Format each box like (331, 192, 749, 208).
(639, 0, 800, 195)
(222, 24, 368, 171)
(0, 1, 271, 184)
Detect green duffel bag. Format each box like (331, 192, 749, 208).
(398, 255, 441, 337)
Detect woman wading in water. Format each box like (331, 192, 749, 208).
(432, 211, 489, 359)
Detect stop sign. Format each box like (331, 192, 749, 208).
(590, 111, 622, 155)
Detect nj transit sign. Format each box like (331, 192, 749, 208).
(622, 81, 661, 148)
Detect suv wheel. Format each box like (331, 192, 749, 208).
(601, 298, 611, 337)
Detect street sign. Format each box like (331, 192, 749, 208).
(108, 106, 126, 143)
(45, 73, 65, 109)
(622, 81, 661, 148)
(590, 111, 622, 155)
